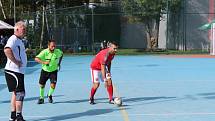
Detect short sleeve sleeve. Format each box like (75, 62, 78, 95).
(56, 49, 63, 58)
(36, 50, 46, 60)
(4, 38, 15, 49)
(100, 52, 109, 65)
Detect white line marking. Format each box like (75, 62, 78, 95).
(113, 85, 130, 121)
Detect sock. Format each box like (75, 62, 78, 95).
(107, 85, 113, 101)
(48, 87, 55, 96)
(90, 87, 97, 99)
(10, 111, 16, 119)
(39, 87, 45, 99)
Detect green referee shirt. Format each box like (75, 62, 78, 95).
(36, 48, 63, 72)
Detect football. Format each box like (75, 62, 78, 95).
(114, 97, 122, 106)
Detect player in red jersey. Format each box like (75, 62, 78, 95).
(89, 41, 118, 104)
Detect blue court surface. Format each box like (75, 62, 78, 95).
(1, 55, 215, 121)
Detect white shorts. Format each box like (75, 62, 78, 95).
(90, 69, 111, 83)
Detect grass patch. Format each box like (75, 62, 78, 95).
(117, 49, 209, 55)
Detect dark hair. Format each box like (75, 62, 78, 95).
(48, 39, 56, 44)
(110, 41, 118, 46)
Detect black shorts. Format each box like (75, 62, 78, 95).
(5, 70, 25, 92)
(39, 69, 58, 85)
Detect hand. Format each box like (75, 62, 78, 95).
(104, 77, 111, 88)
(43, 61, 50, 65)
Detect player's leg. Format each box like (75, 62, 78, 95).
(89, 69, 101, 104)
(10, 92, 16, 121)
(48, 70, 58, 103)
(103, 72, 114, 104)
(38, 70, 48, 104)
(15, 91, 25, 121)
(5, 70, 25, 121)
(15, 73, 25, 121)
(90, 82, 100, 104)
(106, 79, 114, 104)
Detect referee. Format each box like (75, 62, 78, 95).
(35, 39, 63, 104)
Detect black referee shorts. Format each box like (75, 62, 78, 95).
(39, 69, 58, 85)
(5, 69, 25, 92)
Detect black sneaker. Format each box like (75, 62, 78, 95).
(48, 95, 53, 103)
(89, 98, 96, 105)
(37, 98, 44, 104)
(16, 115, 25, 121)
(109, 99, 115, 104)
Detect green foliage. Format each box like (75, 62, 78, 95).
(168, 0, 182, 13)
(122, 0, 164, 19)
(121, 0, 181, 22)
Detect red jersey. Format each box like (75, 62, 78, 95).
(91, 48, 115, 70)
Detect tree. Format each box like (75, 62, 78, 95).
(0, 0, 14, 20)
(121, 0, 181, 50)
(0, 0, 108, 49)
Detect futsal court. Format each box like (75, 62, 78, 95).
(1, 55, 215, 121)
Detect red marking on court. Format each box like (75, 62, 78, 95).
(161, 54, 215, 58)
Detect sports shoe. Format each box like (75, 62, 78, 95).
(16, 115, 25, 121)
(37, 98, 44, 104)
(48, 95, 53, 103)
(9, 118, 16, 121)
(109, 99, 115, 104)
(89, 98, 96, 105)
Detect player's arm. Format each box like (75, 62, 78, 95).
(58, 53, 63, 70)
(35, 57, 49, 65)
(107, 62, 111, 73)
(4, 47, 22, 67)
(35, 51, 49, 65)
(101, 64, 107, 81)
(58, 53, 63, 66)
(105, 62, 112, 80)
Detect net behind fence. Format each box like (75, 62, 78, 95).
(16, 0, 215, 53)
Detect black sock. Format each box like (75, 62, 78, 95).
(11, 111, 16, 119)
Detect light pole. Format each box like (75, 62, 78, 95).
(88, 3, 96, 53)
(166, 0, 169, 47)
(14, 0, 16, 24)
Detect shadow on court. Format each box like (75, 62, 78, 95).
(122, 96, 178, 106)
(197, 92, 215, 99)
(123, 96, 176, 103)
(122, 92, 215, 107)
(0, 95, 64, 104)
(54, 97, 111, 104)
(30, 108, 117, 121)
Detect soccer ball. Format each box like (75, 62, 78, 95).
(114, 97, 122, 106)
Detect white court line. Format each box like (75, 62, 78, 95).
(113, 85, 130, 121)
